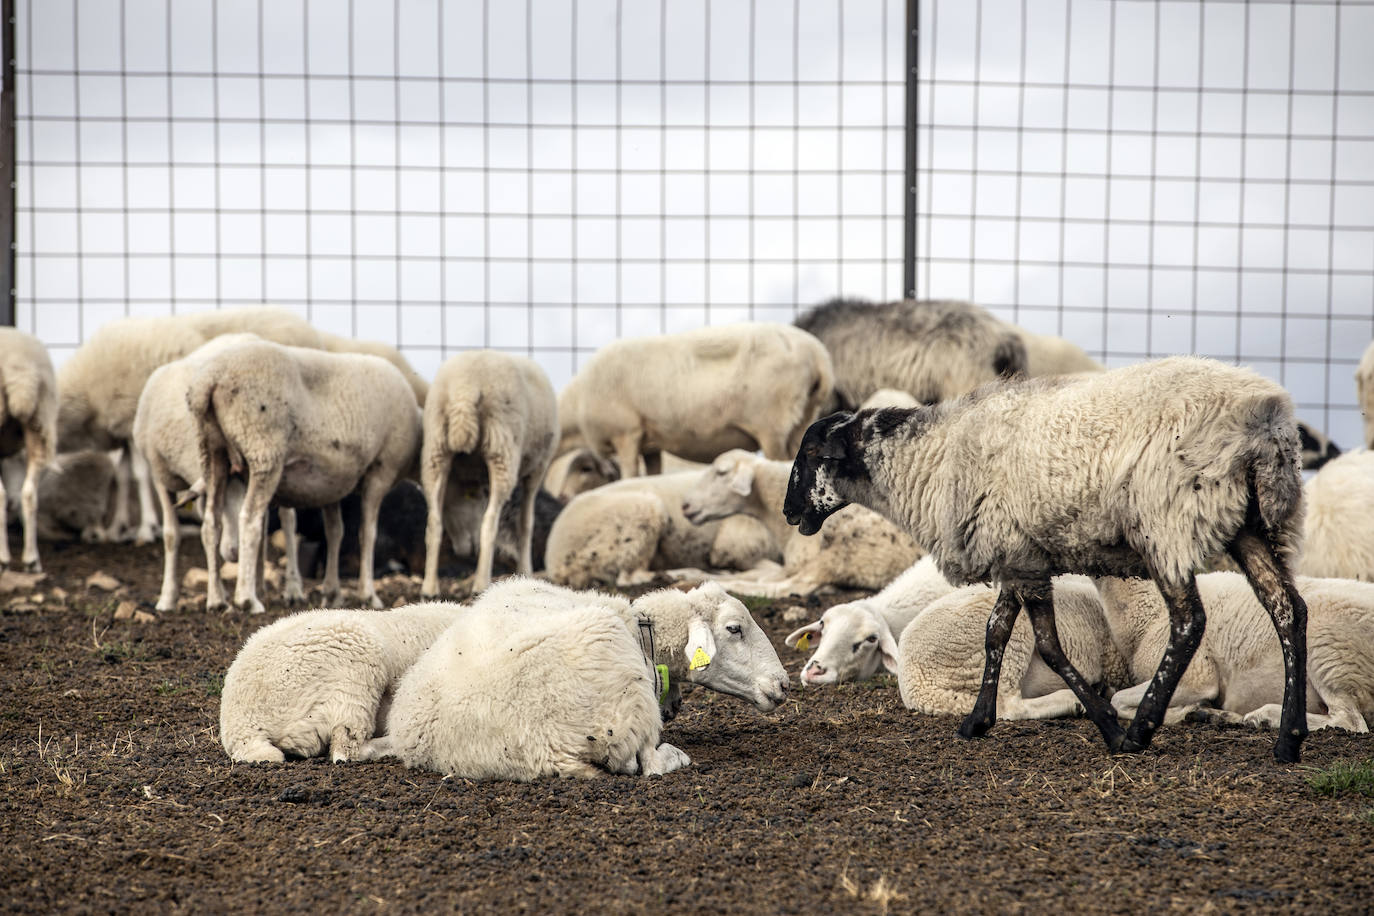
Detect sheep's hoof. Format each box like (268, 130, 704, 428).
(1109, 733, 1145, 754)
(364, 593, 383, 610)
(281, 586, 306, 604)
(206, 599, 228, 614)
(1272, 736, 1303, 765)
(134, 525, 159, 546)
(236, 597, 266, 615)
(956, 715, 992, 739)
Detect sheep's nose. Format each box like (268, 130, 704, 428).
(804, 662, 826, 678)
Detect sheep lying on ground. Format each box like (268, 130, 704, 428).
(680, 449, 922, 597)
(0, 450, 116, 543)
(784, 557, 954, 685)
(897, 577, 1129, 721)
(134, 335, 307, 612)
(794, 298, 1026, 410)
(543, 447, 618, 503)
(544, 471, 778, 588)
(1097, 573, 1374, 733)
(1297, 449, 1374, 582)
(188, 338, 421, 613)
(784, 356, 1311, 762)
(1358, 340, 1374, 449)
(219, 602, 463, 763)
(366, 580, 788, 779)
(0, 328, 57, 571)
(557, 322, 833, 475)
(421, 352, 558, 596)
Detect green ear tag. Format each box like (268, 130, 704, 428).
(690, 647, 711, 671)
(656, 664, 670, 706)
(796, 632, 811, 652)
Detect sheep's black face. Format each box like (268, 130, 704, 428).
(784, 413, 858, 536)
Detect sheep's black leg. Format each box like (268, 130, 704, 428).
(957, 587, 1022, 739)
(1020, 584, 1126, 751)
(1229, 527, 1308, 764)
(1121, 575, 1207, 753)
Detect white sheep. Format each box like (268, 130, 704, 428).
(1297, 449, 1374, 582)
(133, 334, 308, 612)
(420, 351, 558, 597)
(56, 307, 325, 543)
(680, 449, 922, 597)
(1358, 340, 1374, 450)
(0, 328, 57, 571)
(783, 556, 955, 685)
(0, 450, 117, 543)
(794, 297, 1027, 410)
(556, 322, 834, 475)
(543, 447, 618, 503)
(219, 601, 463, 763)
(317, 330, 429, 406)
(187, 338, 421, 613)
(858, 389, 920, 410)
(543, 470, 779, 589)
(1097, 573, 1374, 733)
(1009, 325, 1104, 377)
(367, 579, 788, 780)
(784, 356, 1311, 762)
(897, 577, 1129, 721)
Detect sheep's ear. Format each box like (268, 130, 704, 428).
(685, 617, 716, 671)
(784, 620, 823, 648)
(878, 627, 900, 674)
(728, 462, 754, 496)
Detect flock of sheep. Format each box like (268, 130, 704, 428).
(2, 299, 1373, 780)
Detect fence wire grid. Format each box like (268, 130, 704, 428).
(10, 0, 1374, 448)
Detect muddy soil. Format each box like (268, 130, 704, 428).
(1, 538, 1372, 914)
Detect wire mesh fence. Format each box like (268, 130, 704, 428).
(11, 0, 906, 387)
(9, 0, 1374, 446)
(916, 0, 1374, 447)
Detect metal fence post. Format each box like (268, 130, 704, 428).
(0, 0, 14, 327)
(903, 0, 918, 301)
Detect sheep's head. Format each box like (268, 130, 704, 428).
(681, 449, 758, 526)
(784, 601, 899, 687)
(784, 412, 863, 536)
(672, 581, 789, 712)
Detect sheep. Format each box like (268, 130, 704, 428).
(543, 447, 618, 503)
(0, 328, 57, 571)
(1295, 421, 1342, 471)
(1297, 449, 1374, 582)
(187, 338, 422, 613)
(219, 601, 464, 763)
(0, 450, 117, 543)
(1358, 340, 1374, 449)
(680, 449, 922, 597)
(133, 334, 308, 612)
(1096, 573, 1374, 733)
(1009, 325, 1104, 377)
(366, 579, 789, 779)
(895, 577, 1129, 721)
(783, 556, 955, 686)
(794, 297, 1026, 411)
(55, 307, 325, 543)
(420, 351, 558, 597)
(317, 330, 429, 406)
(543, 470, 779, 589)
(859, 389, 920, 410)
(556, 322, 834, 476)
(783, 356, 1311, 763)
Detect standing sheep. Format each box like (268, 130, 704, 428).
(369, 580, 788, 780)
(219, 602, 463, 763)
(557, 323, 834, 475)
(1358, 340, 1374, 449)
(681, 449, 922, 597)
(794, 298, 1026, 410)
(1097, 573, 1374, 733)
(188, 338, 421, 613)
(1297, 449, 1374, 582)
(0, 328, 57, 571)
(783, 356, 1311, 763)
(420, 351, 558, 597)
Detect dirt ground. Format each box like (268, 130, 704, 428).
(2, 537, 1372, 914)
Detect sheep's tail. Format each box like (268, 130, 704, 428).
(185, 369, 217, 424)
(1246, 394, 1306, 560)
(439, 385, 483, 456)
(0, 365, 42, 424)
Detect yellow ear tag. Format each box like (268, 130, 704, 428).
(690, 647, 712, 671)
(796, 633, 811, 652)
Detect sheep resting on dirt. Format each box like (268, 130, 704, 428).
(783, 356, 1311, 763)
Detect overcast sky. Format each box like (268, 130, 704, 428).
(12, 0, 1374, 445)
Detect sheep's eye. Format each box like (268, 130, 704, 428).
(865, 634, 878, 644)
(726, 624, 742, 636)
